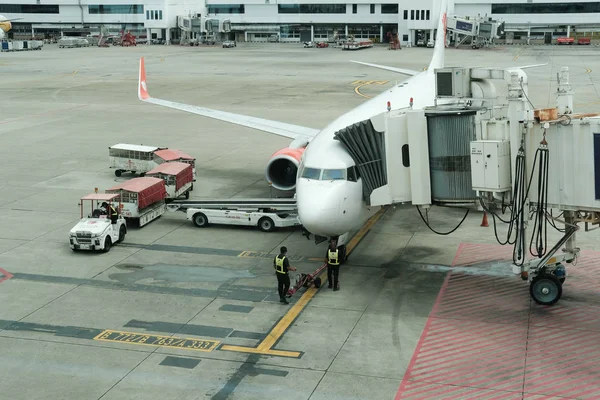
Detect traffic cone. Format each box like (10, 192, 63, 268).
(481, 212, 489, 227)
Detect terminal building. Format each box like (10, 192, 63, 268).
(2, 0, 600, 45)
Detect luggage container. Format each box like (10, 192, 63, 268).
(146, 162, 193, 200)
(154, 149, 197, 183)
(105, 177, 167, 227)
(109, 143, 166, 177)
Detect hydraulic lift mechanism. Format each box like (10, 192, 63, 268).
(337, 63, 600, 306)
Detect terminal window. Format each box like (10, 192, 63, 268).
(207, 4, 245, 14)
(88, 5, 144, 14)
(492, 2, 600, 13)
(0, 4, 59, 13)
(278, 4, 346, 13)
(381, 4, 399, 14)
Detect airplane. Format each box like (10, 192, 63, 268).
(0, 14, 23, 40)
(136, 0, 544, 257)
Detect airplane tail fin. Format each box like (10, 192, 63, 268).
(138, 57, 150, 101)
(427, 0, 449, 73)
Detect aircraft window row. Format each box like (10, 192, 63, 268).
(300, 166, 360, 182)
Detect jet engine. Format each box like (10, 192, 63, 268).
(265, 146, 305, 191)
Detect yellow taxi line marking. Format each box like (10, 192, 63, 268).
(353, 80, 389, 99)
(586, 68, 592, 74)
(71, 70, 78, 76)
(513, 47, 525, 62)
(220, 207, 388, 358)
(93, 329, 220, 352)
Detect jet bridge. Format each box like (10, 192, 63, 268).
(335, 64, 600, 306)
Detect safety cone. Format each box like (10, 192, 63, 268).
(481, 212, 489, 227)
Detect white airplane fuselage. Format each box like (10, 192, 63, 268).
(297, 70, 437, 238)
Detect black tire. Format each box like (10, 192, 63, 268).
(193, 212, 208, 227)
(103, 237, 112, 253)
(258, 217, 275, 232)
(530, 273, 562, 306)
(338, 245, 347, 263)
(185, 191, 190, 199)
(115, 169, 122, 177)
(314, 277, 321, 289)
(118, 225, 126, 243)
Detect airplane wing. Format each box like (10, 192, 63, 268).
(137, 57, 319, 141)
(350, 60, 420, 76)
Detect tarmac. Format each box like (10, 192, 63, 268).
(1, 41, 600, 400)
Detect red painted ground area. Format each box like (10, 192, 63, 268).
(396, 243, 600, 399)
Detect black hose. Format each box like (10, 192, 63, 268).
(416, 206, 470, 235)
(529, 146, 549, 257)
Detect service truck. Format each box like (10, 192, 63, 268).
(105, 177, 167, 227)
(69, 193, 127, 252)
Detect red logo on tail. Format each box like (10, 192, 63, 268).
(138, 57, 150, 100)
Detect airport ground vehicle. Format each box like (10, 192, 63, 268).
(153, 148, 196, 184)
(69, 193, 127, 252)
(146, 162, 193, 200)
(109, 143, 166, 177)
(105, 177, 167, 227)
(167, 199, 300, 232)
(223, 40, 236, 48)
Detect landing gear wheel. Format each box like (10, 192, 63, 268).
(115, 169, 122, 177)
(314, 277, 321, 289)
(530, 273, 562, 306)
(193, 212, 208, 227)
(258, 217, 275, 232)
(184, 191, 190, 199)
(118, 225, 126, 243)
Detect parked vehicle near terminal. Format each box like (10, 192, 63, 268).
(223, 40, 236, 48)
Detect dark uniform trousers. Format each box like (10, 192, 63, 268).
(277, 273, 290, 300)
(327, 264, 339, 288)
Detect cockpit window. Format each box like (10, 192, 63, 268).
(301, 167, 322, 180)
(322, 169, 346, 180)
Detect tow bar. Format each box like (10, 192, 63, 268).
(287, 263, 327, 297)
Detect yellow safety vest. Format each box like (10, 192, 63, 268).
(328, 249, 340, 266)
(275, 255, 287, 274)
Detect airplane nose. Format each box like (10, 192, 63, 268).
(296, 182, 340, 236)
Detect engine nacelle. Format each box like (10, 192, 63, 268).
(265, 146, 305, 191)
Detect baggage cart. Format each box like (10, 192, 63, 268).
(105, 177, 167, 227)
(108, 143, 166, 177)
(146, 162, 193, 200)
(154, 149, 197, 184)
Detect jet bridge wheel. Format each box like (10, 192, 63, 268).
(530, 273, 563, 306)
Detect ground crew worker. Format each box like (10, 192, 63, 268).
(102, 202, 118, 224)
(326, 242, 341, 291)
(274, 246, 296, 304)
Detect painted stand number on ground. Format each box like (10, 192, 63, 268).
(94, 330, 220, 352)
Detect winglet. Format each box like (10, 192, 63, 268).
(138, 57, 150, 101)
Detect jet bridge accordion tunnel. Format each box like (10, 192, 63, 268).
(334, 108, 479, 207)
